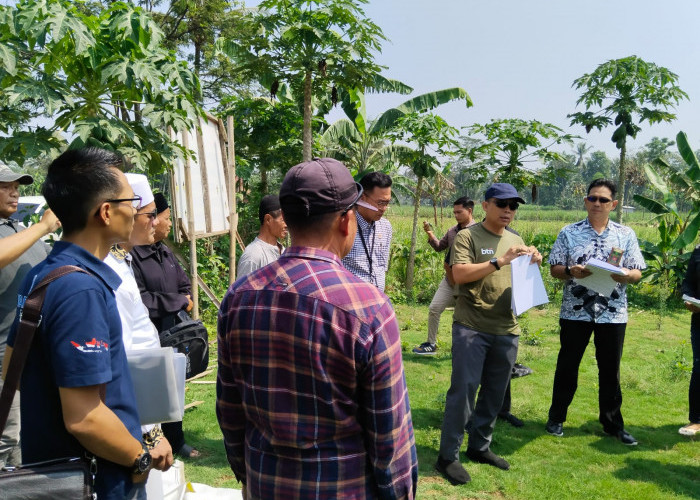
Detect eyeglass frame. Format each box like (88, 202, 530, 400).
(341, 183, 364, 216)
(94, 195, 143, 216)
(134, 208, 157, 220)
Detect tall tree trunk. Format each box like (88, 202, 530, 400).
(616, 141, 626, 223)
(406, 175, 423, 296)
(302, 69, 313, 161)
(261, 166, 268, 195)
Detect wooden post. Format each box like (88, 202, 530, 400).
(227, 115, 237, 285)
(182, 129, 199, 319)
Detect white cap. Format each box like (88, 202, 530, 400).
(125, 173, 154, 208)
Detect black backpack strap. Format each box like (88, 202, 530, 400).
(0, 265, 89, 433)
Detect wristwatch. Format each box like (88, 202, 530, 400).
(489, 257, 500, 271)
(132, 444, 152, 475)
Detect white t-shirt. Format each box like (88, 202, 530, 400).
(237, 236, 283, 276)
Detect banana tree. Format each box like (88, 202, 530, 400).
(633, 131, 700, 293)
(319, 86, 471, 176)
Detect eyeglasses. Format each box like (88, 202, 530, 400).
(493, 199, 520, 211)
(586, 195, 612, 204)
(135, 209, 157, 220)
(94, 195, 142, 216)
(341, 183, 364, 216)
(365, 196, 391, 210)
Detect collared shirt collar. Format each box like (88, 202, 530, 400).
(131, 243, 159, 260)
(279, 246, 344, 267)
(355, 210, 374, 232)
(50, 240, 122, 291)
(584, 217, 611, 235)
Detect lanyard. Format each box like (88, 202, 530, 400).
(358, 222, 376, 285)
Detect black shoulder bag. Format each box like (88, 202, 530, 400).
(0, 265, 96, 500)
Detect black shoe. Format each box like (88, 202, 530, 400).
(498, 412, 524, 428)
(512, 363, 533, 378)
(545, 420, 564, 437)
(435, 455, 471, 485)
(412, 342, 438, 355)
(606, 429, 638, 446)
(465, 448, 510, 470)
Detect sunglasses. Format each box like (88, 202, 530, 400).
(341, 183, 364, 216)
(493, 199, 520, 211)
(135, 209, 157, 220)
(586, 195, 612, 204)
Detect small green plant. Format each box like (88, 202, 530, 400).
(668, 340, 692, 381)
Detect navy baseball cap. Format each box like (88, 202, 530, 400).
(484, 183, 526, 204)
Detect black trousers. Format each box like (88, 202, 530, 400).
(548, 319, 626, 433)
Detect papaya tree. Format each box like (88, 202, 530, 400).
(463, 118, 575, 197)
(569, 56, 687, 222)
(217, 0, 387, 161)
(0, 0, 201, 172)
(389, 112, 459, 296)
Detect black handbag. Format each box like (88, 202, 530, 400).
(0, 266, 96, 500)
(159, 310, 209, 379)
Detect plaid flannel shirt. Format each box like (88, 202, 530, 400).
(217, 247, 418, 500)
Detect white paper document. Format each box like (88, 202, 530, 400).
(682, 294, 700, 306)
(510, 254, 549, 316)
(574, 258, 627, 297)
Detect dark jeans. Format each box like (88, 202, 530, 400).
(690, 324, 700, 424)
(548, 319, 626, 433)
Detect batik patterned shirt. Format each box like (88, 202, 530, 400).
(549, 218, 646, 323)
(216, 247, 417, 500)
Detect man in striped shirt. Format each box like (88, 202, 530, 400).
(217, 158, 418, 499)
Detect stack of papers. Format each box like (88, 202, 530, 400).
(575, 258, 627, 296)
(510, 254, 549, 316)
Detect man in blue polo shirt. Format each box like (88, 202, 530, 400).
(3, 148, 172, 499)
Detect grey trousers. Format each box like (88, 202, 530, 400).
(0, 378, 21, 468)
(426, 277, 456, 345)
(439, 323, 518, 460)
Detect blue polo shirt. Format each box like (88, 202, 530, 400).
(7, 241, 142, 500)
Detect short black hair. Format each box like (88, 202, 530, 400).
(587, 178, 617, 197)
(359, 172, 392, 191)
(42, 147, 125, 235)
(453, 196, 474, 210)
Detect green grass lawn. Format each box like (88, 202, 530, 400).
(180, 302, 698, 499)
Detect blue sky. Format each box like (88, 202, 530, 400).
(321, 0, 700, 157)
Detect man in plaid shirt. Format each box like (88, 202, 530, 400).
(217, 158, 418, 499)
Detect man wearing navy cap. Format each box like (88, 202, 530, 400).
(217, 158, 417, 499)
(436, 183, 542, 485)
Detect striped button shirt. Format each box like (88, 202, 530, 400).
(217, 247, 418, 500)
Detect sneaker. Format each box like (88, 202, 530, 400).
(545, 420, 564, 437)
(412, 342, 438, 355)
(511, 363, 533, 378)
(465, 447, 510, 470)
(606, 429, 638, 446)
(435, 455, 471, 485)
(498, 412, 524, 428)
(679, 423, 700, 436)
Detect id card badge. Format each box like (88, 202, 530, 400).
(607, 247, 624, 266)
